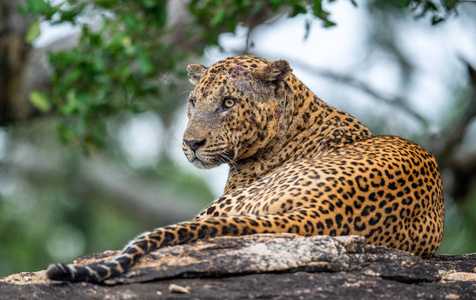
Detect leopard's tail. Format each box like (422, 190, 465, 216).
(46, 229, 158, 283)
(46, 212, 311, 283)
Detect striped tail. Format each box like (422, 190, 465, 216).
(46, 260, 127, 283)
(46, 230, 157, 283)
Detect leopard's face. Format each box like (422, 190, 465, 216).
(182, 56, 291, 169)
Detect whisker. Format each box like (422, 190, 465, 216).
(179, 89, 193, 96)
(218, 153, 237, 173)
(172, 155, 182, 168)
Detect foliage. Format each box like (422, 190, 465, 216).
(401, 0, 460, 24)
(189, 0, 342, 42)
(20, 0, 178, 152)
(369, 0, 460, 25)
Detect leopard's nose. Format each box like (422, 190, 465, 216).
(184, 138, 207, 151)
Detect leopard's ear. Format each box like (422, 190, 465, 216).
(256, 60, 292, 84)
(187, 64, 207, 85)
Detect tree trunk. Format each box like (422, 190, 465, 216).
(0, 0, 36, 125)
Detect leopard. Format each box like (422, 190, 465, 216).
(46, 55, 444, 283)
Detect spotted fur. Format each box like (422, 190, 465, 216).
(46, 56, 444, 283)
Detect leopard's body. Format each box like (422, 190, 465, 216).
(46, 56, 444, 283)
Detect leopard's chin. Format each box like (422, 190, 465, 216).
(189, 157, 219, 169)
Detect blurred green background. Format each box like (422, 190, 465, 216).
(1, 0, 475, 277)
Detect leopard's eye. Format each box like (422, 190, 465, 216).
(223, 98, 235, 108)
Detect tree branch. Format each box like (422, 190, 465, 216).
(436, 58, 476, 162)
(288, 58, 430, 127)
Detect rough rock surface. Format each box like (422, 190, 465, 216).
(1, 234, 475, 299)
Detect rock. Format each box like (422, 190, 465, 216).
(1, 234, 475, 299)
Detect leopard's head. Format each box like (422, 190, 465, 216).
(182, 56, 292, 169)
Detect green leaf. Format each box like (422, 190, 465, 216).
(25, 20, 41, 43)
(323, 19, 336, 28)
(60, 90, 79, 115)
(290, 4, 307, 17)
(136, 50, 154, 75)
(210, 9, 226, 27)
(140, 0, 157, 8)
(56, 124, 77, 146)
(313, 0, 323, 15)
(20, 0, 61, 20)
(123, 12, 138, 29)
(119, 35, 135, 56)
(425, 1, 438, 11)
(252, 0, 263, 14)
(269, 0, 282, 10)
(431, 16, 445, 25)
(60, 6, 83, 23)
(29, 91, 51, 112)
